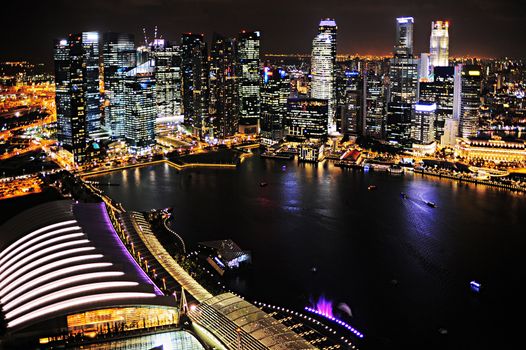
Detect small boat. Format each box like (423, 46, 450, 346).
(311, 267, 317, 273)
(426, 201, 436, 208)
(470, 281, 481, 293)
(368, 185, 377, 191)
(400, 192, 408, 199)
(259, 182, 268, 187)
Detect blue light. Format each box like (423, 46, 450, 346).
(470, 281, 481, 292)
(279, 69, 286, 78)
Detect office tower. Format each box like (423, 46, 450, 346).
(311, 18, 337, 134)
(362, 72, 385, 138)
(210, 34, 239, 139)
(338, 70, 362, 135)
(441, 118, 459, 146)
(419, 53, 432, 82)
(260, 66, 290, 145)
(181, 33, 209, 137)
(386, 17, 419, 147)
(430, 21, 449, 67)
(53, 32, 101, 164)
(150, 39, 182, 119)
(78, 32, 102, 136)
(394, 17, 414, 58)
(53, 39, 72, 148)
(389, 56, 419, 104)
(412, 102, 437, 144)
(311, 33, 334, 134)
(237, 30, 261, 134)
(103, 32, 136, 140)
(285, 98, 328, 140)
(123, 60, 156, 150)
(385, 102, 413, 146)
(459, 65, 482, 138)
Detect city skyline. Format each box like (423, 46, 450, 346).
(1, 0, 525, 66)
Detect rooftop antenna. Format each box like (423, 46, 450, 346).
(154, 25, 158, 41)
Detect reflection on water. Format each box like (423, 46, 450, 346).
(93, 156, 525, 349)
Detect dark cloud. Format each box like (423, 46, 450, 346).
(0, 0, 523, 68)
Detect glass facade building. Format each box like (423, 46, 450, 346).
(430, 21, 449, 68)
(260, 67, 290, 144)
(459, 65, 482, 137)
(285, 98, 328, 140)
(237, 31, 261, 133)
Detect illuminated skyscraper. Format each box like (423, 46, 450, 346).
(210, 33, 239, 138)
(103, 32, 136, 140)
(285, 98, 328, 140)
(150, 39, 182, 120)
(338, 70, 362, 135)
(394, 17, 414, 58)
(459, 65, 482, 138)
(237, 31, 261, 134)
(412, 101, 437, 144)
(311, 33, 334, 134)
(363, 72, 385, 138)
(181, 33, 209, 137)
(260, 66, 290, 144)
(123, 60, 156, 151)
(430, 21, 449, 67)
(53, 32, 101, 163)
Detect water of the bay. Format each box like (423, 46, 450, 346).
(92, 155, 525, 349)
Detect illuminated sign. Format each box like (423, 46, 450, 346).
(59, 39, 67, 46)
(397, 17, 414, 24)
(415, 103, 437, 112)
(468, 70, 481, 76)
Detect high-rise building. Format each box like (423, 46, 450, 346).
(311, 18, 337, 134)
(385, 102, 413, 146)
(394, 17, 414, 58)
(260, 66, 290, 145)
(210, 34, 239, 139)
(150, 39, 182, 120)
(338, 70, 362, 135)
(363, 72, 385, 138)
(285, 98, 328, 140)
(459, 65, 482, 138)
(387, 17, 419, 147)
(430, 21, 449, 68)
(103, 32, 136, 140)
(181, 33, 209, 137)
(419, 53, 432, 82)
(237, 31, 261, 134)
(123, 60, 156, 150)
(412, 101, 437, 144)
(53, 32, 101, 164)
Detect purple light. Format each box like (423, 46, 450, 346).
(315, 295, 333, 318)
(304, 305, 365, 339)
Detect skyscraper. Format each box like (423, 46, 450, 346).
(386, 17, 419, 147)
(430, 21, 449, 68)
(210, 34, 239, 139)
(338, 70, 362, 135)
(103, 32, 136, 140)
(459, 65, 482, 138)
(311, 19, 337, 134)
(181, 33, 209, 137)
(285, 98, 328, 140)
(53, 32, 101, 164)
(362, 72, 385, 138)
(412, 101, 437, 144)
(150, 39, 182, 120)
(260, 66, 290, 145)
(394, 17, 414, 58)
(237, 30, 261, 134)
(123, 60, 156, 150)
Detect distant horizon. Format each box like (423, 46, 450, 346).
(2, 0, 525, 66)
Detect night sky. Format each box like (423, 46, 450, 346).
(1, 0, 524, 66)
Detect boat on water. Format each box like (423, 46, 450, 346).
(400, 192, 408, 199)
(388, 164, 404, 175)
(470, 281, 481, 293)
(259, 182, 268, 187)
(426, 201, 437, 208)
(368, 185, 377, 191)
